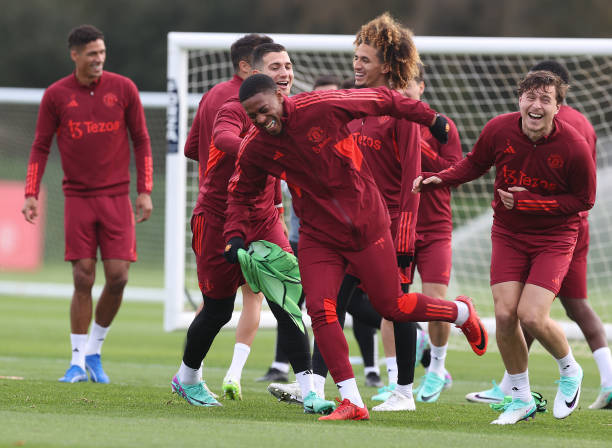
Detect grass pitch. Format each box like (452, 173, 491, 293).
(1, 296, 611, 447)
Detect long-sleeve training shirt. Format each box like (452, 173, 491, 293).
(205, 96, 280, 222)
(348, 114, 421, 255)
(557, 104, 597, 220)
(185, 74, 243, 215)
(26, 71, 152, 198)
(224, 87, 437, 250)
(416, 117, 462, 235)
(422, 112, 596, 237)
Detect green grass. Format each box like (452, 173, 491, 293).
(1, 296, 611, 448)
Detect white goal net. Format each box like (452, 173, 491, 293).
(165, 32, 612, 336)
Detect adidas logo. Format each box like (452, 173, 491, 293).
(67, 99, 79, 108)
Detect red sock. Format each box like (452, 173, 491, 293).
(396, 292, 457, 322)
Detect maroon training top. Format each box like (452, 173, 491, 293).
(416, 117, 462, 235)
(184, 74, 243, 215)
(26, 71, 152, 198)
(422, 112, 596, 237)
(348, 114, 421, 255)
(202, 96, 280, 221)
(224, 87, 437, 250)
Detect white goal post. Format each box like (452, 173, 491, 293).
(165, 32, 612, 337)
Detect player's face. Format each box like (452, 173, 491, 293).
(519, 84, 560, 142)
(259, 51, 294, 96)
(71, 39, 106, 83)
(242, 89, 284, 136)
(401, 79, 425, 100)
(353, 43, 389, 88)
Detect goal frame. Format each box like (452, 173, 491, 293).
(165, 32, 612, 332)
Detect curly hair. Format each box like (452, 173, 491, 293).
(354, 12, 421, 90)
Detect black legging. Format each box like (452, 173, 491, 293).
(183, 293, 311, 374)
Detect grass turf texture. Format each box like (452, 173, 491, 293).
(1, 296, 611, 447)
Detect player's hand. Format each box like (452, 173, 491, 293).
(22, 196, 38, 224)
(412, 175, 442, 193)
(429, 114, 449, 144)
(397, 253, 414, 269)
(224, 237, 246, 264)
(135, 193, 153, 223)
(497, 187, 526, 209)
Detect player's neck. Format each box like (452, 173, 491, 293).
(75, 71, 101, 86)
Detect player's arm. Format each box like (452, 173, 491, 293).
(508, 146, 596, 215)
(332, 87, 448, 143)
(23, 89, 57, 223)
(212, 103, 249, 157)
(395, 120, 421, 264)
(422, 118, 463, 172)
(126, 81, 153, 222)
(184, 96, 205, 162)
(223, 137, 270, 259)
(413, 121, 495, 193)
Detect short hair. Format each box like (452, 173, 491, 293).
(530, 60, 570, 84)
(230, 34, 273, 72)
(239, 74, 278, 103)
(313, 75, 340, 90)
(251, 43, 287, 70)
(354, 12, 421, 90)
(68, 25, 104, 49)
(340, 77, 355, 89)
(518, 70, 569, 104)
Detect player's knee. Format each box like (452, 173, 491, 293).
(188, 295, 235, 339)
(73, 266, 95, 291)
(494, 308, 518, 331)
(105, 271, 129, 294)
(306, 298, 338, 330)
(516, 309, 543, 333)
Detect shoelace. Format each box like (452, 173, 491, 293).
(332, 399, 356, 416)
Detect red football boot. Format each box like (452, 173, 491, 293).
(318, 398, 369, 421)
(455, 295, 488, 356)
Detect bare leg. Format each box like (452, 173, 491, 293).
(70, 258, 96, 333)
(95, 259, 130, 327)
(235, 284, 263, 346)
(518, 284, 568, 359)
(424, 282, 451, 348)
(559, 296, 608, 352)
(492, 281, 528, 374)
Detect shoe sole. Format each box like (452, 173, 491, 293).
(171, 380, 222, 407)
(491, 409, 536, 425)
(456, 296, 488, 356)
(85, 365, 110, 384)
(465, 393, 504, 404)
(267, 385, 302, 404)
(59, 376, 87, 383)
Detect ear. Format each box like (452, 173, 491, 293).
(238, 60, 251, 76)
(418, 81, 425, 96)
(70, 49, 78, 62)
(381, 63, 391, 74)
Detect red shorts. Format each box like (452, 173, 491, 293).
(191, 210, 290, 299)
(64, 195, 136, 262)
(558, 217, 589, 299)
(413, 233, 452, 285)
(490, 223, 577, 295)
